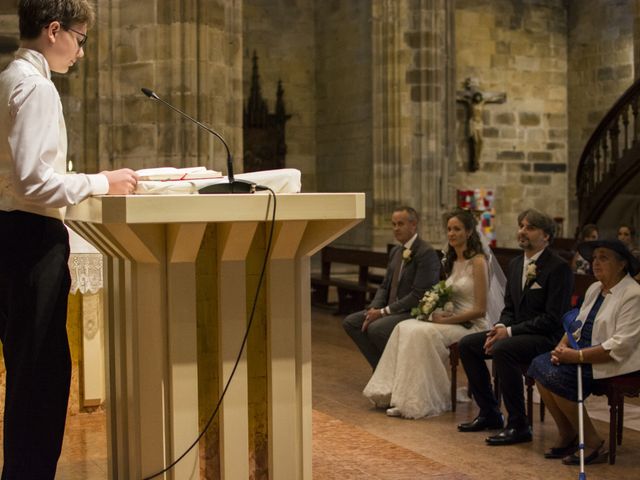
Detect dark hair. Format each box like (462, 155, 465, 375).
(19, 0, 95, 40)
(517, 209, 556, 244)
(618, 224, 636, 238)
(579, 224, 598, 241)
(442, 208, 484, 276)
(393, 206, 419, 224)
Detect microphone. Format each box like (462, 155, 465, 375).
(141, 87, 255, 194)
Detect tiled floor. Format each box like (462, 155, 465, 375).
(2, 306, 640, 479)
(311, 306, 640, 480)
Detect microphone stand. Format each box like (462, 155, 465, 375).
(141, 88, 255, 194)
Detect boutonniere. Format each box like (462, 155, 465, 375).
(526, 262, 537, 284)
(402, 247, 412, 264)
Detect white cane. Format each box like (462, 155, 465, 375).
(576, 359, 586, 480)
(562, 309, 587, 480)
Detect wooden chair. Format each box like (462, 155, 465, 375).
(449, 343, 460, 412)
(522, 366, 545, 426)
(591, 371, 640, 464)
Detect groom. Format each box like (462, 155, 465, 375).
(343, 206, 440, 369)
(457, 209, 573, 445)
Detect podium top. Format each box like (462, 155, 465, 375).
(65, 193, 365, 225)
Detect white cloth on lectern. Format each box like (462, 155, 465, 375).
(134, 168, 302, 195)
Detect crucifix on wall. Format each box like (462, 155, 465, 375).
(456, 77, 507, 172)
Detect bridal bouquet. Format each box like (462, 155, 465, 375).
(411, 281, 454, 320)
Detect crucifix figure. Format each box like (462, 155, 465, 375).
(457, 78, 507, 172)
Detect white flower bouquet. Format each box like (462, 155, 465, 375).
(411, 280, 454, 320)
(412, 280, 473, 328)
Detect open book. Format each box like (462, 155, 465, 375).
(136, 166, 223, 181)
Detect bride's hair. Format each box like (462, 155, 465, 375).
(442, 208, 485, 276)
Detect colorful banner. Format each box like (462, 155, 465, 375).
(457, 189, 497, 247)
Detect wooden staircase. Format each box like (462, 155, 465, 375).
(577, 79, 640, 225)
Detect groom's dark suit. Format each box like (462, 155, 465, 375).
(459, 247, 573, 431)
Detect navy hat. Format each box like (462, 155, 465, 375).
(577, 239, 640, 277)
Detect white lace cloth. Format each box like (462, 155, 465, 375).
(363, 259, 490, 419)
(68, 253, 103, 294)
(66, 226, 103, 294)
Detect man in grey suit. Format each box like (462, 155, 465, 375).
(343, 206, 441, 368)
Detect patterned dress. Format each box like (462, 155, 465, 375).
(528, 294, 605, 402)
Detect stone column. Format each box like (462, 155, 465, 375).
(635, 0, 640, 79)
(62, 0, 243, 176)
(372, 0, 456, 245)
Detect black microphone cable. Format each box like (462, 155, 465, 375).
(143, 186, 277, 480)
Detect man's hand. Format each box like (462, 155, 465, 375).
(102, 169, 139, 195)
(362, 308, 383, 332)
(483, 325, 508, 355)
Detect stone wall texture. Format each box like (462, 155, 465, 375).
(58, 0, 245, 177)
(315, 0, 374, 246)
(567, 0, 636, 232)
(0, 8, 18, 71)
(243, 0, 317, 191)
(370, 0, 455, 247)
(455, 0, 569, 246)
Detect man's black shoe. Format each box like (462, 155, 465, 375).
(485, 426, 533, 446)
(457, 414, 504, 432)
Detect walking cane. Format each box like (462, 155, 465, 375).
(562, 309, 587, 480)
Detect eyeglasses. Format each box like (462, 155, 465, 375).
(63, 26, 88, 50)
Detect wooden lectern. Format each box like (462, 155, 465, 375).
(65, 192, 364, 479)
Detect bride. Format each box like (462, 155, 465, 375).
(363, 208, 504, 419)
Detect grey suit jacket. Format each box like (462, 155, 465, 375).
(369, 237, 440, 314)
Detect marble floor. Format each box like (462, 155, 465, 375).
(2, 306, 640, 479)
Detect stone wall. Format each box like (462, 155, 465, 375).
(315, 1, 373, 246)
(455, 0, 569, 247)
(242, 0, 317, 190)
(567, 0, 635, 232)
(56, 0, 245, 176)
(370, 0, 455, 246)
(0, 5, 18, 71)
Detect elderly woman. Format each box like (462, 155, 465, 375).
(528, 239, 640, 465)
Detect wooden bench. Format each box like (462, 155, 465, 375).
(311, 246, 389, 314)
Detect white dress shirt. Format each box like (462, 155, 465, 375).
(0, 48, 108, 220)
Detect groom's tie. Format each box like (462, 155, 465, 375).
(388, 248, 403, 303)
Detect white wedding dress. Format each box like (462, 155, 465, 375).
(363, 258, 491, 419)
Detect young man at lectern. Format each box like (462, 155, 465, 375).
(0, 1, 137, 477)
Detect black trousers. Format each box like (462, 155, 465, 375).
(458, 330, 555, 430)
(0, 211, 71, 479)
